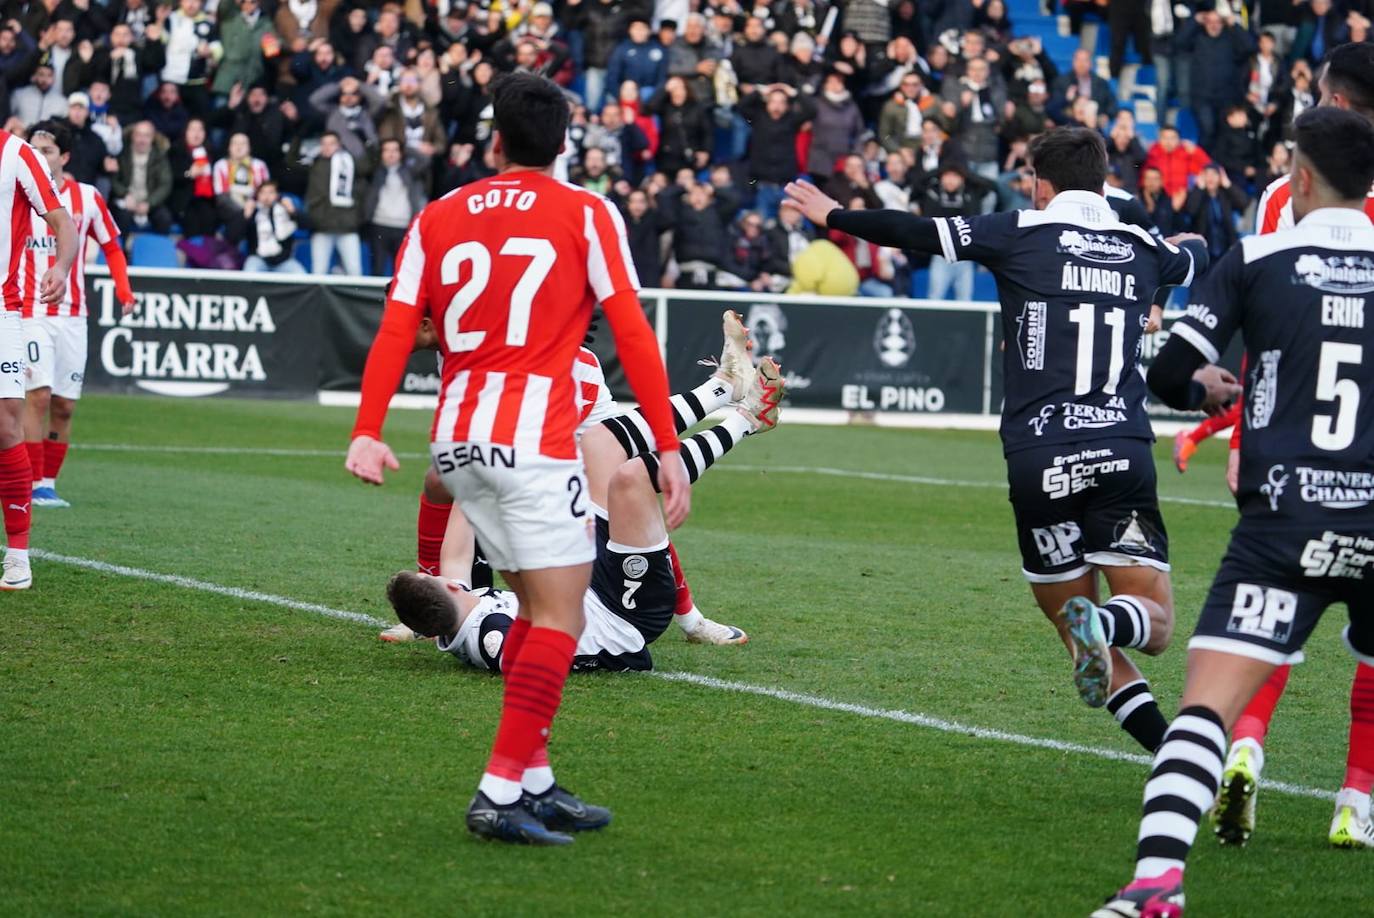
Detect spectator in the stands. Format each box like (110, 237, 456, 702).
(11, 62, 66, 124)
(1246, 30, 1286, 137)
(878, 71, 937, 154)
(620, 187, 668, 287)
(213, 132, 269, 244)
(1182, 5, 1254, 152)
(1049, 49, 1117, 126)
(306, 131, 363, 276)
(364, 138, 426, 276)
(40, 16, 86, 95)
(353, 6, 413, 75)
(668, 180, 748, 289)
(667, 12, 720, 106)
(212, 0, 272, 102)
(311, 76, 386, 161)
(608, 17, 667, 104)
(844, 0, 893, 49)
(826, 152, 882, 210)
(97, 23, 163, 125)
(1108, 0, 1153, 78)
(1142, 123, 1210, 197)
(1000, 36, 1057, 101)
(435, 141, 493, 196)
(913, 117, 967, 185)
(144, 81, 189, 143)
(567, 0, 626, 113)
(572, 145, 614, 194)
(921, 164, 980, 301)
(807, 71, 864, 179)
(941, 54, 1004, 205)
(494, 3, 572, 86)
(875, 151, 914, 210)
(1259, 139, 1291, 191)
(0, 21, 38, 88)
(584, 101, 650, 186)
(976, 0, 1015, 47)
(1272, 57, 1316, 143)
(243, 180, 304, 274)
(378, 68, 445, 184)
(776, 31, 824, 96)
(1137, 165, 1181, 235)
(113, 0, 158, 44)
(1293, 0, 1350, 65)
(1211, 104, 1262, 189)
(1182, 163, 1248, 259)
(111, 119, 174, 234)
(169, 116, 219, 237)
(214, 82, 298, 179)
(740, 83, 814, 219)
(60, 91, 115, 189)
(362, 43, 401, 96)
(647, 75, 710, 175)
(160, 0, 221, 116)
(832, 196, 898, 297)
(729, 211, 779, 292)
(85, 82, 123, 161)
(763, 199, 814, 284)
(731, 16, 779, 94)
(1002, 79, 1054, 143)
(1107, 113, 1147, 192)
(292, 39, 349, 130)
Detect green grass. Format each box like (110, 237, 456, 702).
(0, 395, 1362, 916)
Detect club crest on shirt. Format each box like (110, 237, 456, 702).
(1293, 254, 1374, 294)
(622, 555, 649, 579)
(1056, 230, 1134, 264)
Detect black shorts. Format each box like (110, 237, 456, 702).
(1191, 522, 1374, 665)
(589, 514, 677, 645)
(1007, 438, 1169, 582)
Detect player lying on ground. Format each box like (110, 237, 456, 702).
(22, 121, 135, 511)
(382, 312, 754, 646)
(387, 356, 783, 673)
(0, 123, 77, 591)
(1091, 106, 1374, 918)
(786, 127, 1220, 754)
(1197, 43, 1374, 854)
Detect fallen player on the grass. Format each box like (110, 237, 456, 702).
(385, 354, 784, 672)
(381, 311, 758, 646)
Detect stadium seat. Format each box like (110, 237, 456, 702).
(1137, 121, 1160, 144)
(1174, 108, 1200, 143)
(129, 234, 181, 268)
(972, 270, 997, 302)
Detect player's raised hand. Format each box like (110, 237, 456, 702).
(346, 435, 400, 485)
(656, 449, 691, 530)
(783, 180, 841, 229)
(1192, 364, 1242, 416)
(39, 268, 67, 305)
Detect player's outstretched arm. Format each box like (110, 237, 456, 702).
(783, 180, 944, 252)
(1147, 336, 1240, 414)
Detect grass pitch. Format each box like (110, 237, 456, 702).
(0, 395, 1364, 916)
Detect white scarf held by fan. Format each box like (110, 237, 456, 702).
(329, 151, 355, 208)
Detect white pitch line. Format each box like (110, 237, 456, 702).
(31, 549, 1333, 803)
(78, 444, 1236, 510)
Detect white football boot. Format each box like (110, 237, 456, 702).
(738, 357, 784, 433)
(706, 310, 755, 401)
(1329, 788, 1374, 849)
(680, 614, 749, 645)
(1, 551, 32, 591)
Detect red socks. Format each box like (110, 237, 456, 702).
(502, 616, 531, 675)
(24, 441, 42, 484)
(668, 541, 693, 616)
(0, 444, 32, 550)
(416, 495, 451, 575)
(1346, 664, 1374, 794)
(483, 626, 576, 784)
(1233, 664, 1292, 746)
(43, 439, 67, 482)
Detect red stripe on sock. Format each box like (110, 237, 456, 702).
(0, 444, 32, 550)
(415, 495, 451, 575)
(43, 439, 67, 482)
(502, 616, 531, 676)
(484, 627, 576, 782)
(1233, 664, 1292, 746)
(668, 541, 693, 616)
(1345, 664, 1374, 794)
(24, 441, 42, 483)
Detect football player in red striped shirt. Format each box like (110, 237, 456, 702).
(346, 73, 688, 844)
(21, 122, 135, 510)
(1205, 42, 1374, 853)
(0, 126, 76, 591)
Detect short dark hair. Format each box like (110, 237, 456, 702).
(385, 572, 456, 638)
(30, 119, 71, 155)
(491, 72, 570, 167)
(1321, 42, 1374, 120)
(1294, 106, 1374, 200)
(1027, 126, 1107, 194)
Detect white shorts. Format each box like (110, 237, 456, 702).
(431, 442, 596, 572)
(0, 311, 24, 400)
(24, 315, 87, 399)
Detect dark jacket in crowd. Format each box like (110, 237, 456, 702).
(647, 87, 710, 174)
(212, 101, 297, 176)
(305, 152, 362, 233)
(1181, 22, 1254, 106)
(565, 0, 628, 70)
(731, 38, 779, 87)
(739, 90, 815, 185)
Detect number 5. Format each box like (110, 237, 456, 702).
(1312, 341, 1362, 451)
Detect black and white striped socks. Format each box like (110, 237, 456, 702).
(1107, 679, 1168, 752)
(601, 377, 734, 458)
(639, 412, 754, 491)
(1135, 705, 1227, 879)
(1098, 595, 1152, 649)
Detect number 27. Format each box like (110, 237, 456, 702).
(439, 237, 556, 352)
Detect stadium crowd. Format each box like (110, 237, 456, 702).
(0, 0, 1358, 295)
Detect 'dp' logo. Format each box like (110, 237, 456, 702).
(1226, 584, 1297, 643)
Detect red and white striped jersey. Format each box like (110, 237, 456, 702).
(1255, 174, 1374, 233)
(18, 177, 118, 319)
(392, 171, 640, 459)
(212, 157, 270, 200)
(0, 129, 62, 313)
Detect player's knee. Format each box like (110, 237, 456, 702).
(1142, 603, 1174, 655)
(26, 388, 50, 414)
(422, 465, 452, 503)
(49, 397, 74, 424)
(610, 456, 651, 496)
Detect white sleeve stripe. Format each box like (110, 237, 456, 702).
(1169, 322, 1220, 364)
(584, 204, 615, 303)
(1179, 246, 1195, 287)
(599, 195, 641, 291)
(391, 219, 425, 305)
(933, 217, 957, 262)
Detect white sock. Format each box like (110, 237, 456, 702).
(676, 606, 705, 632)
(477, 773, 523, 805)
(37, 477, 55, 490)
(522, 765, 555, 796)
(673, 377, 733, 427)
(1338, 787, 1372, 821)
